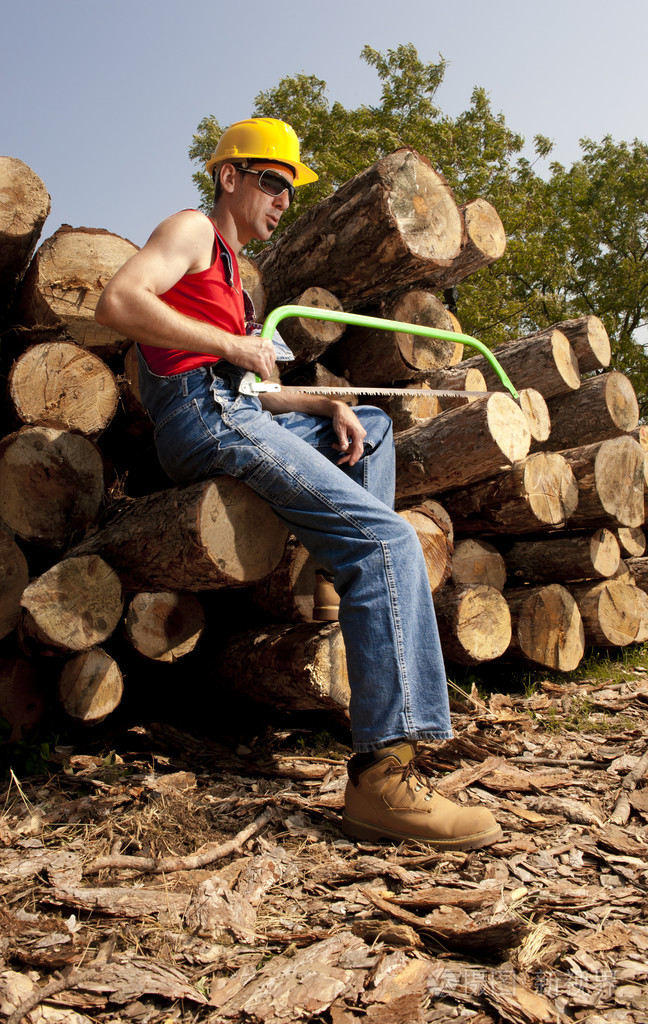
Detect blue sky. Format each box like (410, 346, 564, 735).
(2, 0, 646, 248)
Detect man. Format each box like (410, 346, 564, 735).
(95, 117, 501, 849)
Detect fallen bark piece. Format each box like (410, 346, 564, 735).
(482, 976, 558, 1024)
(433, 583, 511, 664)
(19, 225, 139, 356)
(8, 341, 119, 437)
(561, 435, 646, 528)
(0, 426, 105, 548)
(504, 529, 621, 584)
(0, 529, 29, 640)
(58, 648, 124, 724)
(19, 556, 124, 655)
(505, 584, 585, 671)
(184, 876, 257, 943)
(70, 476, 289, 591)
(216, 933, 369, 1023)
(217, 621, 350, 719)
(0, 156, 51, 307)
(124, 591, 205, 661)
(441, 452, 578, 534)
(395, 393, 530, 500)
(257, 148, 463, 309)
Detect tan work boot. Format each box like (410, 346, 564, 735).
(342, 741, 502, 849)
(313, 570, 340, 621)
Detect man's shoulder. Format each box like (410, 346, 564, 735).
(153, 209, 213, 240)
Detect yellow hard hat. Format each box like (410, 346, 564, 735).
(206, 117, 318, 186)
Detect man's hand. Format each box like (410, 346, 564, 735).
(222, 334, 276, 379)
(331, 402, 367, 467)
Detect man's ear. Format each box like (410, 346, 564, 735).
(219, 162, 238, 195)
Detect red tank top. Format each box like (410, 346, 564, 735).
(139, 219, 245, 375)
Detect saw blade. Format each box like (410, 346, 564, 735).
(278, 385, 490, 399)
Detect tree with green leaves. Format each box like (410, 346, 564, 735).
(190, 44, 648, 412)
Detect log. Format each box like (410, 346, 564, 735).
(0, 656, 48, 741)
(8, 341, 119, 437)
(275, 287, 346, 367)
(518, 389, 551, 444)
(328, 289, 459, 385)
(217, 621, 350, 719)
(399, 506, 453, 594)
(440, 452, 578, 534)
(505, 584, 584, 670)
(70, 476, 289, 591)
(538, 372, 639, 450)
(568, 579, 648, 647)
(450, 539, 506, 591)
(0, 426, 105, 548)
(539, 316, 611, 373)
(252, 537, 319, 622)
(425, 365, 487, 395)
(19, 225, 138, 356)
(394, 393, 530, 500)
(0, 157, 51, 308)
(19, 555, 124, 655)
(433, 584, 511, 664)
(58, 648, 124, 724)
(237, 253, 266, 320)
(560, 436, 646, 529)
(420, 499, 454, 545)
(124, 591, 206, 662)
(504, 529, 621, 584)
(617, 527, 646, 558)
(441, 197, 507, 286)
(0, 528, 29, 640)
(459, 328, 580, 399)
(282, 362, 358, 405)
(257, 148, 463, 310)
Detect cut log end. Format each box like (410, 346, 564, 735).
(58, 648, 124, 724)
(509, 584, 585, 672)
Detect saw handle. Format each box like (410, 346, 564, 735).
(259, 304, 519, 401)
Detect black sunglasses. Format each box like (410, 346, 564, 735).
(236, 167, 295, 206)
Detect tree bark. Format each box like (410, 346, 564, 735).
(365, 385, 441, 433)
(276, 288, 346, 367)
(440, 452, 578, 534)
(8, 341, 119, 437)
(394, 393, 530, 500)
(459, 328, 580, 399)
(217, 621, 350, 720)
(537, 372, 639, 451)
(57, 648, 124, 724)
(19, 225, 138, 356)
(0, 157, 50, 308)
(252, 537, 318, 622)
(505, 584, 584, 670)
(327, 289, 459, 385)
(504, 529, 620, 584)
(19, 555, 124, 655)
(450, 538, 506, 591)
(257, 148, 463, 310)
(124, 591, 206, 662)
(626, 556, 648, 593)
(568, 579, 648, 647)
(0, 528, 29, 641)
(70, 477, 289, 591)
(560, 436, 646, 529)
(433, 584, 511, 664)
(425, 365, 486, 394)
(0, 426, 105, 548)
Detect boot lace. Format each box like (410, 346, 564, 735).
(386, 751, 439, 800)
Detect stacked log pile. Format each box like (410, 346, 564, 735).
(1, 150, 646, 739)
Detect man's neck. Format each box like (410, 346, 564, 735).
(208, 204, 244, 255)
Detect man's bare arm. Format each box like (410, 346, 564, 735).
(95, 211, 276, 379)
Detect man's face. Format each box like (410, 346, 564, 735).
(231, 161, 295, 243)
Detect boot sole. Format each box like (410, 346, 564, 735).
(341, 812, 503, 850)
